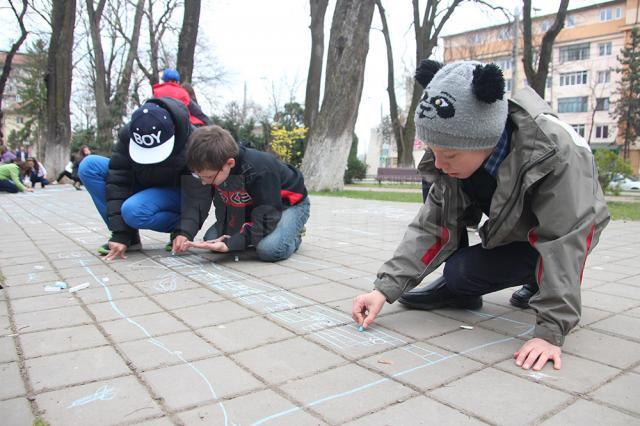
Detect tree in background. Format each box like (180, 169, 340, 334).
(344, 134, 367, 184)
(594, 149, 632, 193)
(271, 102, 307, 168)
(15, 39, 48, 154)
(613, 27, 640, 160)
(44, 0, 76, 176)
(522, 0, 569, 98)
(0, 0, 29, 143)
(212, 101, 268, 151)
(301, 0, 376, 191)
(176, 0, 201, 84)
(303, 0, 329, 131)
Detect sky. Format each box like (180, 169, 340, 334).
(1, 0, 611, 155)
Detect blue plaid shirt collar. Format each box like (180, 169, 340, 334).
(483, 121, 511, 177)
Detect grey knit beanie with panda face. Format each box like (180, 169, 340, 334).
(414, 60, 508, 151)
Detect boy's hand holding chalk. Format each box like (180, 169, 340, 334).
(352, 290, 386, 329)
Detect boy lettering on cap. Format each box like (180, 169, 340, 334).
(79, 97, 199, 260)
(352, 60, 609, 371)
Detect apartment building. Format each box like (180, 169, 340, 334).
(443, 0, 640, 174)
(0, 51, 29, 147)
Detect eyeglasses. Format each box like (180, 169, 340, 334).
(191, 169, 221, 184)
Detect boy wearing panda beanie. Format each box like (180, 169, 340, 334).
(352, 60, 610, 371)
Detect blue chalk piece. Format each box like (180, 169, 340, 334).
(358, 326, 365, 332)
(54, 281, 68, 289)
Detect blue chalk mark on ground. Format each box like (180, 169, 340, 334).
(79, 259, 229, 425)
(67, 384, 115, 408)
(252, 312, 535, 425)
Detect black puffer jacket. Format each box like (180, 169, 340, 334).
(106, 97, 192, 246)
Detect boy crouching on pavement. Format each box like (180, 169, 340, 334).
(172, 125, 310, 262)
(352, 60, 610, 371)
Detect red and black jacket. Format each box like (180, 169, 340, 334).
(176, 146, 307, 251)
(152, 82, 211, 127)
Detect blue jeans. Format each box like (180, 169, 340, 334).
(30, 173, 49, 188)
(78, 155, 181, 233)
(204, 197, 311, 262)
(0, 179, 19, 193)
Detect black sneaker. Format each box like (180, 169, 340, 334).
(398, 276, 482, 310)
(509, 283, 538, 309)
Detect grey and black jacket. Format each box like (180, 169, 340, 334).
(374, 87, 610, 346)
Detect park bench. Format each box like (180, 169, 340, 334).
(375, 167, 422, 184)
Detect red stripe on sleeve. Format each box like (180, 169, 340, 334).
(420, 226, 450, 266)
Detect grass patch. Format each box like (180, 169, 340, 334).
(311, 190, 422, 203)
(607, 202, 640, 221)
(312, 192, 640, 221)
(33, 418, 50, 426)
(350, 182, 422, 190)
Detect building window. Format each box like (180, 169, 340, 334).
(615, 7, 622, 19)
(505, 78, 512, 92)
(595, 125, 609, 139)
(601, 8, 622, 21)
(571, 124, 586, 137)
(559, 70, 588, 86)
(566, 15, 576, 28)
(559, 42, 590, 63)
(546, 76, 552, 88)
(494, 57, 512, 70)
(471, 33, 482, 44)
(595, 97, 610, 111)
(497, 27, 511, 40)
(558, 96, 589, 113)
(599, 42, 612, 56)
(16, 116, 24, 124)
(541, 20, 551, 32)
(597, 70, 611, 83)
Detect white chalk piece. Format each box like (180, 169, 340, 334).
(459, 325, 474, 330)
(234, 256, 239, 262)
(44, 286, 62, 292)
(69, 283, 90, 293)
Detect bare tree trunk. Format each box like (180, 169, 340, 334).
(0, 0, 29, 143)
(303, 0, 329, 131)
(177, 0, 201, 84)
(301, 0, 375, 191)
(44, 0, 76, 177)
(522, 0, 569, 98)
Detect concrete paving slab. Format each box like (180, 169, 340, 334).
(233, 337, 345, 384)
(0, 397, 33, 426)
(590, 314, 640, 341)
(562, 329, 640, 369)
(141, 356, 264, 411)
(292, 282, 362, 303)
(279, 364, 415, 424)
(542, 398, 640, 425)
(590, 372, 640, 415)
(87, 297, 163, 322)
(101, 312, 189, 343)
(198, 316, 294, 353)
(150, 287, 223, 310)
(430, 367, 573, 425)
(429, 327, 523, 364)
(0, 361, 26, 400)
(25, 346, 130, 392)
(0, 336, 18, 364)
(375, 310, 464, 340)
(177, 389, 324, 425)
(19, 324, 108, 358)
(173, 300, 255, 329)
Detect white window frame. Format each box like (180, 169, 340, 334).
(597, 70, 611, 83)
(599, 42, 612, 56)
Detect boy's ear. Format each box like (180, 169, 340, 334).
(472, 63, 505, 104)
(226, 158, 236, 168)
(415, 59, 443, 88)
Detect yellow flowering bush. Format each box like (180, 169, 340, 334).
(270, 125, 308, 167)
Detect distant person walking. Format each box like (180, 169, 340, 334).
(152, 69, 211, 127)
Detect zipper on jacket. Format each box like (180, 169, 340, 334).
(485, 147, 556, 243)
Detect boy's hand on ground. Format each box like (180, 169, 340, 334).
(188, 235, 230, 253)
(105, 241, 127, 261)
(352, 290, 386, 329)
(25, 188, 34, 192)
(514, 337, 562, 371)
(172, 235, 190, 253)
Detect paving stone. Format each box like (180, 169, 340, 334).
(429, 327, 522, 364)
(590, 314, 640, 341)
(582, 268, 633, 283)
(309, 267, 370, 282)
(542, 398, 640, 426)
(292, 282, 362, 303)
(578, 306, 614, 326)
(581, 290, 640, 313)
(10, 293, 79, 314)
(19, 324, 108, 359)
(5, 282, 70, 299)
(198, 316, 294, 353)
(0, 362, 26, 399)
(150, 287, 223, 310)
(278, 255, 341, 272)
(141, 356, 263, 411)
(233, 337, 345, 384)
(307, 323, 412, 360)
(280, 364, 415, 424)
(0, 335, 18, 364)
(87, 297, 163, 322)
(0, 262, 54, 277)
(261, 271, 330, 290)
(36, 376, 162, 425)
(14, 308, 92, 339)
(431, 367, 572, 425)
(4, 270, 61, 286)
(430, 302, 513, 325)
(0, 300, 8, 316)
(474, 309, 537, 337)
(130, 416, 174, 426)
(73, 283, 145, 304)
(625, 306, 640, 319)
(345, 395, 486, 426)
(101, 312, 189, 343)
(563, 329, 640, 369)
(0, 397, 33, 426)
(133, 277, 201, 294)
(337, 275, 379, 291)
(494, 353, 620, 394)
(173, 301, 255, 329)
(590, 282, 640, 301)
(590, 372, 640, 415)
(375, 310, 463, 340)
(117, 331, 219, 371)
(26, 346, 130, 392)
(177, 389, 323, 425)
